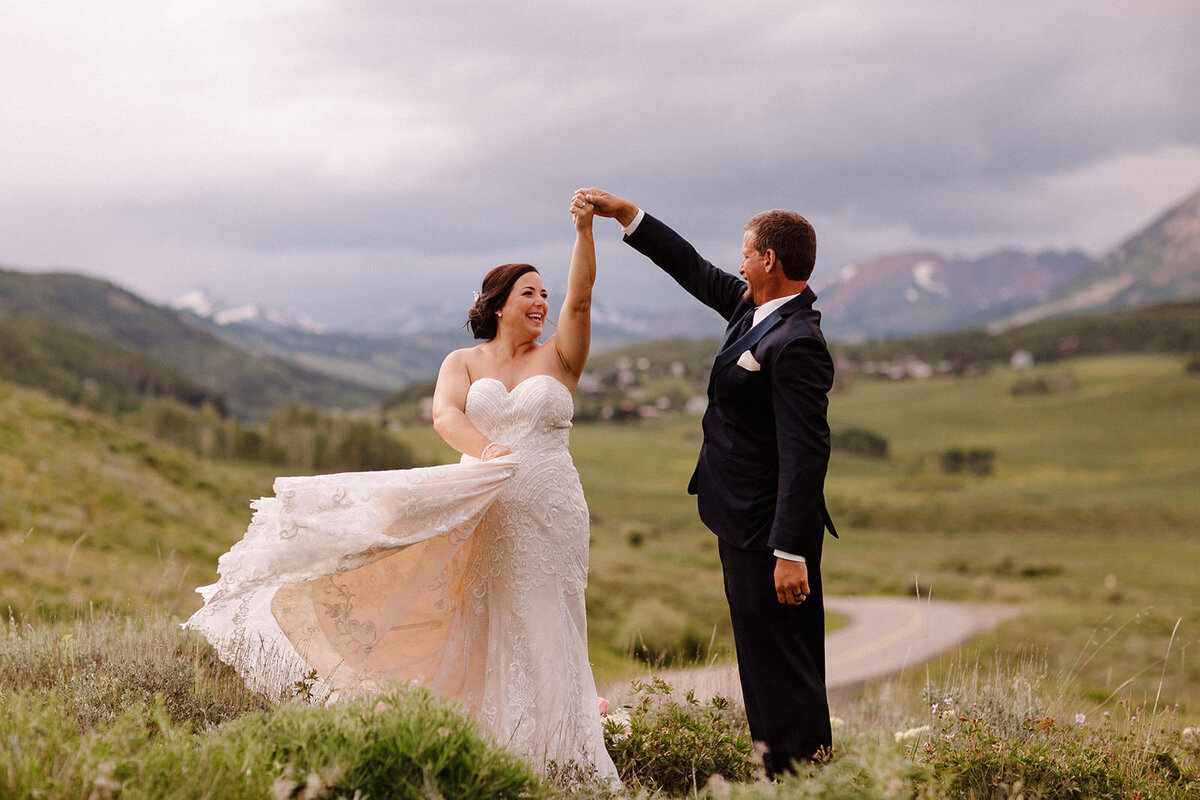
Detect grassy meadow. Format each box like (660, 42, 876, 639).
(2, 350, 1199, 796)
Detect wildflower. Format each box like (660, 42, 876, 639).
(895, 724, 931, 743)
(1075, 713, 1086, 725)
(603, 708, 632, 740)
(1182, 726, 1199, 738)
(597, 696, 609, 716)
(931, 703, 939, 715)
(830, 716, 845, 729)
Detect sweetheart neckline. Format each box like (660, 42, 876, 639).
(468, 374, 572, 396)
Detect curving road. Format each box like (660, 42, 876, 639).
(604, 596, 1019, 708)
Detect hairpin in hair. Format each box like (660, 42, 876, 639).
(472, 290, 481, 303)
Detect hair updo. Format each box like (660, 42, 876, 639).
(467, 263, 540, 340)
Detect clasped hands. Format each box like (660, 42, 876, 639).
(570, 191, 595, 230)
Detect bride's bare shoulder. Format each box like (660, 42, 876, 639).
(439, 343, 493, 377)
(442, 343, 486, 362)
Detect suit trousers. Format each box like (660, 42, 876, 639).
(718, 538, 832, 775)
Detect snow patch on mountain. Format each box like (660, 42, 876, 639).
(171, 289, 328, 334)
(912, 261, 950, 296)
(171, 289, 217, 318)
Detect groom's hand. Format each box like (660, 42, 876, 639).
(774, 558, 811, 606)
(576, 188, 638, 228)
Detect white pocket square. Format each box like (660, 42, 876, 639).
(736, 350, 761, 371)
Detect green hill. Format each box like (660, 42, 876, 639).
(0, 316, 225, 413)
(0, 268, 382, 418)
(0, 378, 278, 620)
(835, 297, 1200, 366)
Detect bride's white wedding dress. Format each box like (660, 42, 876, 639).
(185, 374, 617, 778)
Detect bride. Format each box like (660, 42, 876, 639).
(185, 191, 618, 778)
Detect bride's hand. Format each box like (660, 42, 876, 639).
(480, 442, 513, 460)
(570, 191, 594, 231)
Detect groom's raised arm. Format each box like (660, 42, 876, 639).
(583, 189, 746, 321)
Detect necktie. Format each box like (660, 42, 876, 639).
(717, 312, 753, 355)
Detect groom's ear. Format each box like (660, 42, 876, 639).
(764, 248, 778, 272)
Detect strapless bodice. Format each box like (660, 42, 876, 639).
(464, 375, 574, 454)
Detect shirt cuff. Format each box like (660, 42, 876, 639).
(773, 549, 806, 563)
(622, 208, 645, 236)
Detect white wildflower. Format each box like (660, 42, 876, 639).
(603, 708, 632, 740)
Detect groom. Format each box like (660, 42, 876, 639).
(585, 189, 837, 775)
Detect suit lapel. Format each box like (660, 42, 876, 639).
(712, 310, 783, 375)
(711, 288, 815, 376)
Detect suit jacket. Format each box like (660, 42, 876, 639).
(625, 213, 837, 558)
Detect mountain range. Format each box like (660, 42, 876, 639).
(0, 269, 381, 418)
(815, 185, 1200, 341)
(993, 187, 1200, 331)
(1, 184, 1196, 409)
(813, 248, 1095, 341)
(170, 291, 726, 391)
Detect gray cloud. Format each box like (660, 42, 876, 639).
(1, 0, 1198, 328)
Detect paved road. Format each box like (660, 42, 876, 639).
(604, 596, 1018, 709)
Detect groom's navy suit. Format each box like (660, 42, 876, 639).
(625, 213, 837, 772)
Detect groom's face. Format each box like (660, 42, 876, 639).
(739, 229, 767, 305)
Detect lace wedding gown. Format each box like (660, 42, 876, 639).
(185, 374, 617, 778)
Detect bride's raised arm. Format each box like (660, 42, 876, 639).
(552, 191, 596, 379)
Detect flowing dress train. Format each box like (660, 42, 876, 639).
(185, 374, 617, 778)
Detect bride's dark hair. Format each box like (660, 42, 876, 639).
(467, 263, 540, 340)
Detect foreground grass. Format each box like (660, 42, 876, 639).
(3, 614, 1198, 799)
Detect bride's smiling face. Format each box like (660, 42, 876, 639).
(498, 272, 549, 338)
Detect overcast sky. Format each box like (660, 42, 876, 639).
(3, 0, 1199, 330)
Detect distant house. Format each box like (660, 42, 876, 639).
(1010, 349, 1035, 370)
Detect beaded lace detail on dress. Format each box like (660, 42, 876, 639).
(185, 374, 616, 778)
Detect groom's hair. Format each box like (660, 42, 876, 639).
(467, 263, 540, 340)
(745, 210, 816, 281)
